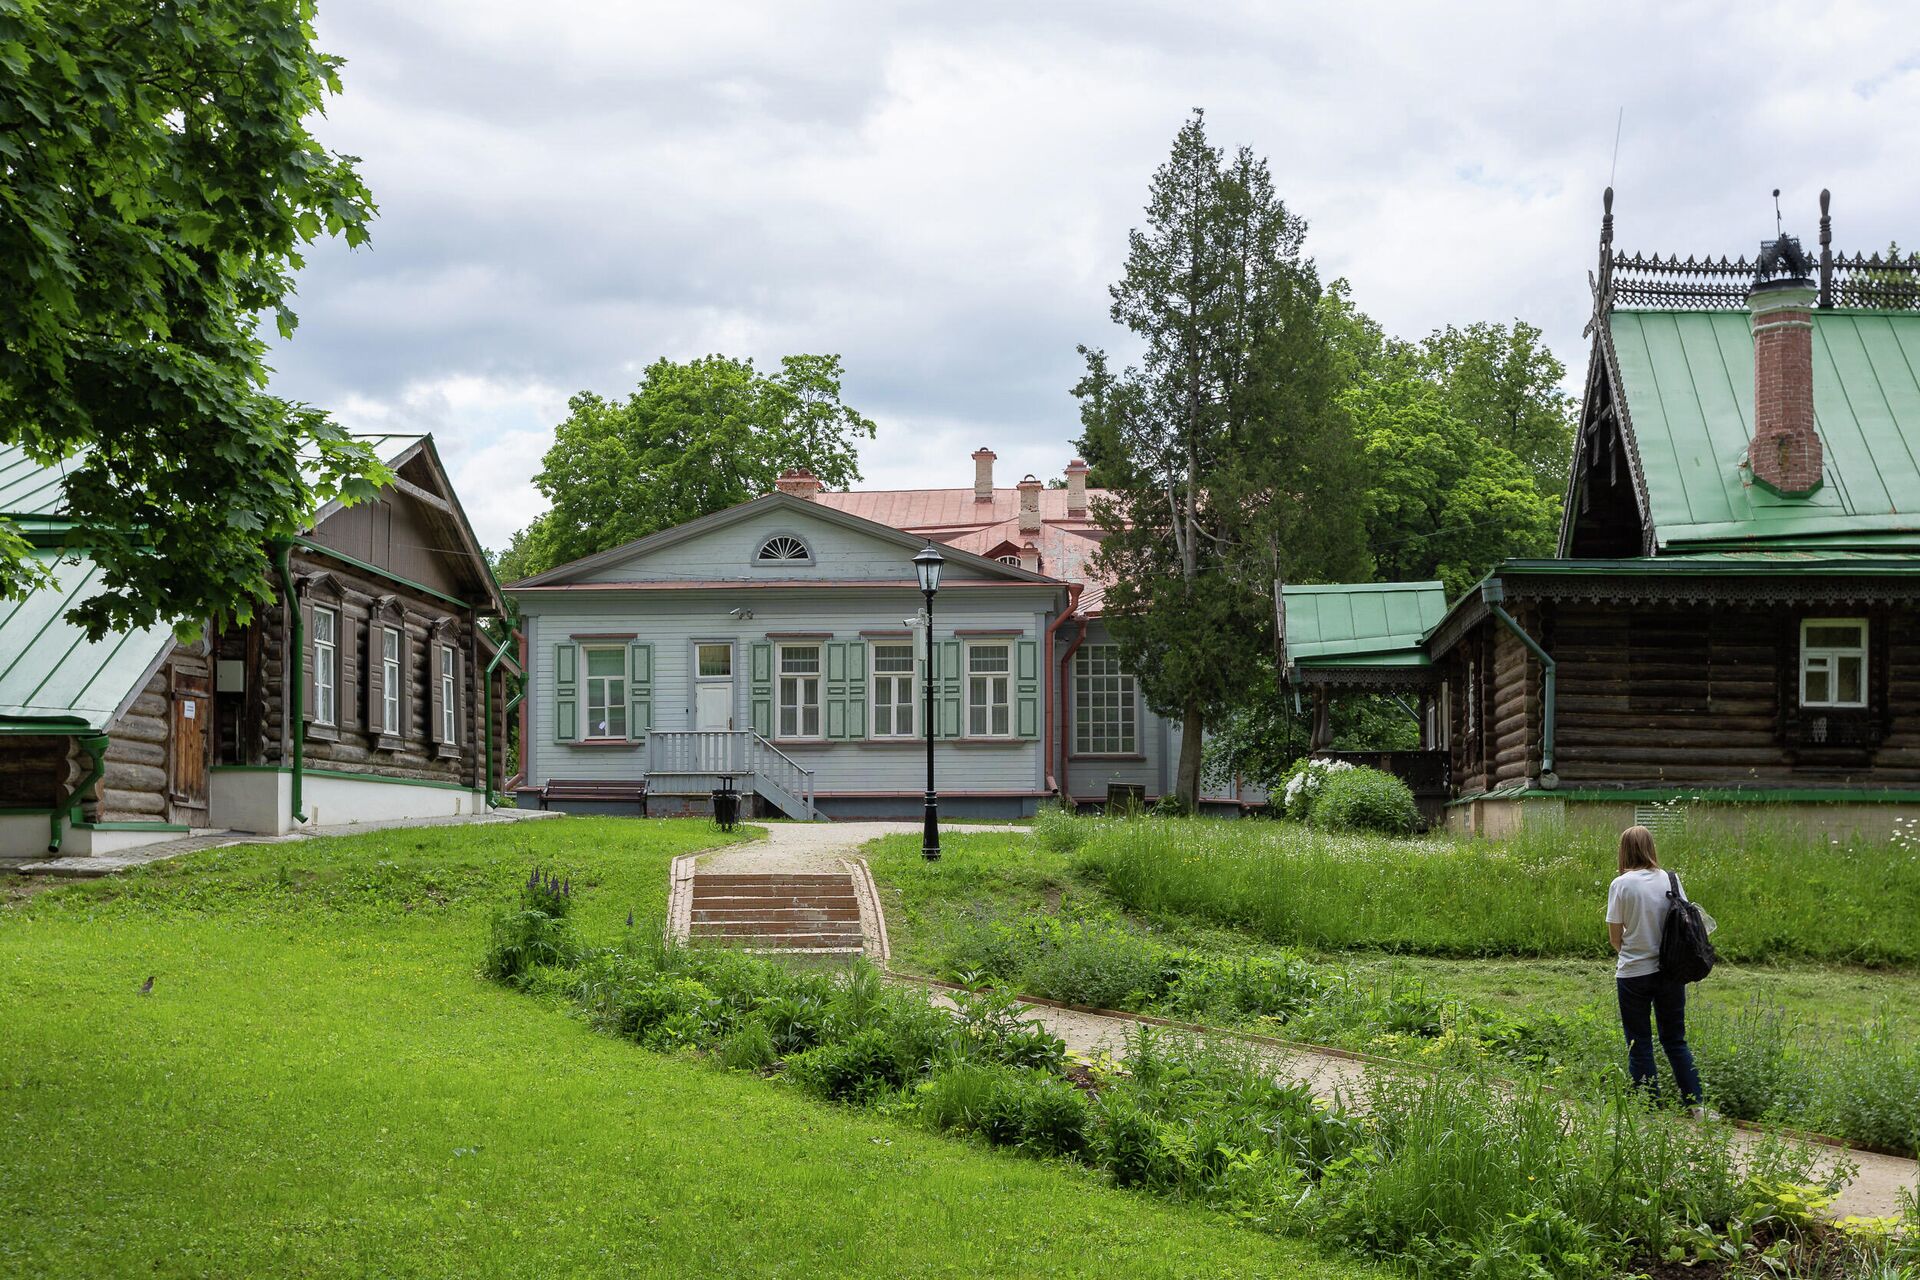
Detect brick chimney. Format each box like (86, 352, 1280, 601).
(1064, 457, 1089, 516)
(1019, 539, 1041, 573)
(1746, 236, 1823, 497)
(971, 447, 996, 503)
(774, 466, 823, 500)
(1017, 474, 1042, 532)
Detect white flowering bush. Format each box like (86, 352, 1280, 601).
(1280, 757, 1356, 823)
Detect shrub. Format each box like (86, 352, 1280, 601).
(1694, 995, 1807, 1123)
(919, 1059, 1089, 1157)
(784, 1027, 912, 1104)
(481, 870, 579, 982)
(717, 1021, 776, 1072)
(1018, 918, 1176, 1010)
(1310, 766, 1419, 835)
(1279, 757, 1355, 822)
(1164, 951, 1321, 1023)
(1822, 1015, 1920, 1156)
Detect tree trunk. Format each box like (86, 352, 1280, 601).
(1176, 703, 1205, 807)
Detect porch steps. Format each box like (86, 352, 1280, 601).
(685, 872, 865, 953)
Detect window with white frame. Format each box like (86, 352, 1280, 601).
(441, 644, 458, 742)
(381, 626, 402, 735)
(871, 643, 916, 737)
(1800, 618, 1867, 708)
(312, 606, 338, 726)
(583, 645, 628, 738)
(997, 554, 1021, 567)
(1073, 645, 1136, 754)
(757, 535, 809, 563)
(966, 642, 1011, 737)
(778, 643, 822, 738)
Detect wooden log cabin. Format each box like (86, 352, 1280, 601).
(1284, 190, 1920, 837)
(0, 435, 517, 861)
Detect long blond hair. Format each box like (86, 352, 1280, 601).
(1618, 825, 1660, 873)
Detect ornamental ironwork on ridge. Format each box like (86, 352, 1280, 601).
(1592, 188, 1920, 314)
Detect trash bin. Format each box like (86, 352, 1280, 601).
(711, 776, 740, 832)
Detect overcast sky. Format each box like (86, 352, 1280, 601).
(266, 1, 1920, 552)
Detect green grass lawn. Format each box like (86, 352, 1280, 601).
(866, 825, 1920, 1152)
(0, 818, 1386, 1279)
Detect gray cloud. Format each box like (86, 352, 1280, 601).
(267, 0, 1920, 550)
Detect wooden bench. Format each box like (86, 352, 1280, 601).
(537, 779, 647, 816)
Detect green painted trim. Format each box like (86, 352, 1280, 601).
(1747, 473, 1824, 500)
(72, 821, 190, 833)
(1497, 556, 1920, 577)
(1454, 786, 1920, 805)
(0, 720, 90, 734)
(0, 808, 56, 816)
(210, 764, 479, 794)
(293, 536, 472, 609)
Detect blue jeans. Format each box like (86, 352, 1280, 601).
(1616, 972, 1702, 1104)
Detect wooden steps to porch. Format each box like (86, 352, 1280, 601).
(686, 872, 864, 953)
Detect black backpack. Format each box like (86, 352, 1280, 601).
(1659, 871, 1717, 983)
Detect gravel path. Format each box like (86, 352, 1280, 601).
(693, 819, 1019, 874)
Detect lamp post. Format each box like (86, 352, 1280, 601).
(913, 543, 944, 861)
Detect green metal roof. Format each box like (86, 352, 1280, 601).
(0, 443, 76, 518)
(1499, 549, 1920, 576)
(1609, 309, 1920, 551)
(1282, 581, 1446, 668)
(0, 547, 174, 730)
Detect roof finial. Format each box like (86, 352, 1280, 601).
(1773, 188, 1783, 236)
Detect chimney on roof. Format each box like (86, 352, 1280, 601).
(1017, 474, 1042, 532)
(1019, 539, 1041, 573)
(775, 466, 824, 500)
(1064, 458, 1089, 516)
(1746, 226, 1823, 497)
(972, 447, 996, 503)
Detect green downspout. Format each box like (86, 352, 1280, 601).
(275, 542, 308, 824)
(482, 610, 520, 809)
(49, 732, 110, 854)
(1482, 580, 1558, 788)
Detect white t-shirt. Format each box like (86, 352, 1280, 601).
(1605, 868, 1684, 978)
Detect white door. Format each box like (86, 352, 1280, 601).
(695, 682, 733, 731)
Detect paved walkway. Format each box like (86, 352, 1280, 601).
(8, 808, 561, 879)
(690, 823, 1918, 1221)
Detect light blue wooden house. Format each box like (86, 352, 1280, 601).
(507, 454, 1266, 819)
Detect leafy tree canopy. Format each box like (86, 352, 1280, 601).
(1073, 110, 1368, 805)
(0, 0, 384, 639)
(501, 353, 876, 580)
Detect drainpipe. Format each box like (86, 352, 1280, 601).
(483, 609, 521, 808)
(274, 542, 308, 824)
(1045, 584, 1085, 799)
(48, 732, 110, 854)
(1482, 579, 1557, 789)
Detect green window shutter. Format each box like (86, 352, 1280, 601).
(749, 641, 773, 737)
(1015, 637, 1040, 738)
(937, 638, 963, 738)
(633, 641, 654, 735)
(825, 641, 849, 740)
(554, 642, 579, 742)
(845, 640, 867, 740)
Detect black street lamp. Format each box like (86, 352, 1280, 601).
(913, 543, 945, 861)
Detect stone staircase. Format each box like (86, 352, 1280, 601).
(686, 872, 865, 954)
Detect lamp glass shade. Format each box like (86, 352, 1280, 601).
(912, 544, 944, 594)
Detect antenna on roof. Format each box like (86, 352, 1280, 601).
(1607, 107, 1623, 187)
(1773, 188, 1783, 236)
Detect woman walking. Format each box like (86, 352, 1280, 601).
(1605, 825, 1703, 1105)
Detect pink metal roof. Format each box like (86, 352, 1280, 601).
(812, 487, 1117, 611)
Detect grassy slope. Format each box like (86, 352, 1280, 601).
(866, 829, 1920, 1041)
(0, 818, 1383, 1280)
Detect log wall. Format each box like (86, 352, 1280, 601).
(1444, 598, 1920, 792)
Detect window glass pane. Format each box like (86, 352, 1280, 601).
(969, 704, 986, 736)
(383, 628, 398, 661)
(875, 702, 892, 735)
(586, 647, 624, 677)
(780, 646, 820, 674)
(604, 705, 627, 739)
(1804, 665, 1830, 704)
(1837, 656, 1863, 703)
(992, 704, 1009, 736)
(968, 644, 1009, 673)
(802, 704, 819, 737)
(1805, 624, 1864, 649)
(873, 644, 914, 672)
(697, 645, 731, 677)
(314, 609, 335, 644)
(1074, 645, 1136, 753)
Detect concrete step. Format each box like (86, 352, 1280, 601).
(692, 906, 861, 922)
